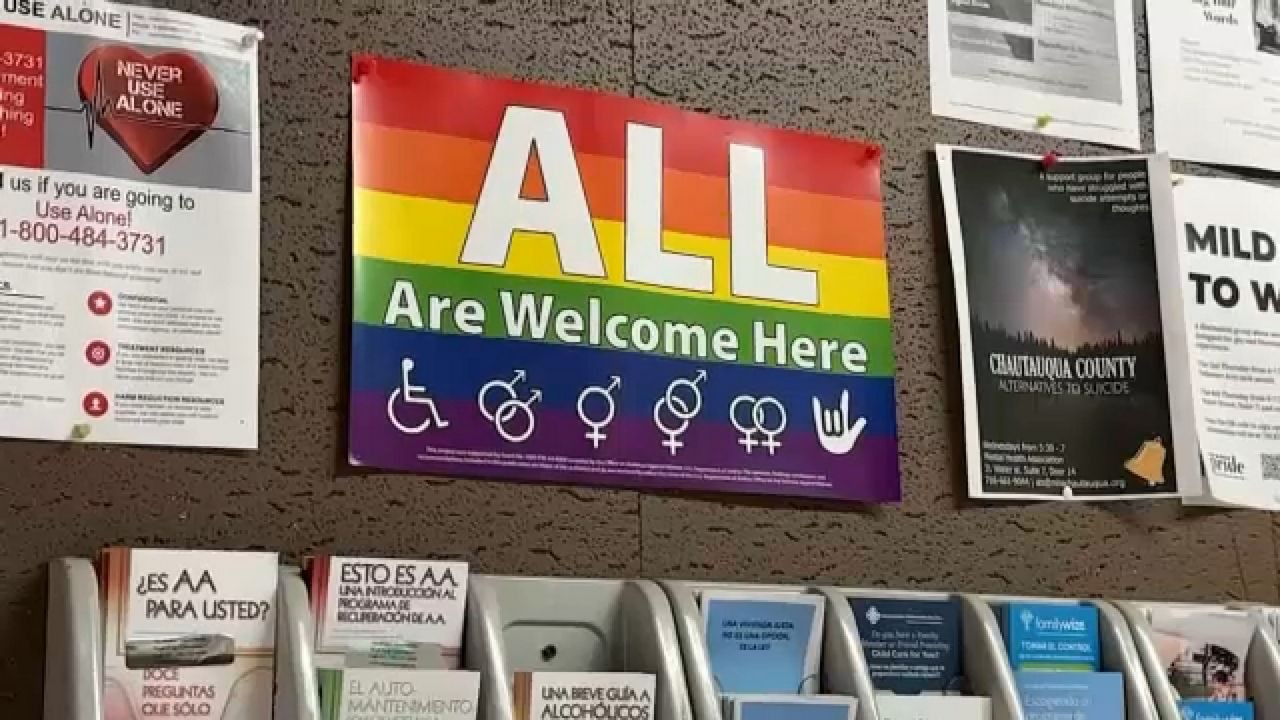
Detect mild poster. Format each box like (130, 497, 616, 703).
(0, 0, 260, 448)
(1164, 176, 1280, 510)
(937, 145, 1182, 501)
(1149, 0, 1280, 172)
(927, 0, 1140, 148)
(349, 56, 899, 502)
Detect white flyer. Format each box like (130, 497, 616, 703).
(101, 547, 279, 720)
(927, 0, 1140, 148)
(0, 0, 259, 448)
(1149, 1, 1280, 171)
(1162, 176, 1280, 510)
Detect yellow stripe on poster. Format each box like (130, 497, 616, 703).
(353, 188, 891, 319)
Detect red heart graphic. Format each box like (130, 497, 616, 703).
(77, 45, 219, 174)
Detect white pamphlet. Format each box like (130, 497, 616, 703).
(317, 667, 480, 720)
(722, 693, 857, 720)
(1149, 1, 1280, 171)
(1147, 604, 1255, 702)
(1162, 176, 1280, 510)
(100, 547, 279, 720)
(513, 672, 655, 720)
(310, 556, 469, 662)
(927, 0, 1140, 148)
(876, 694, 992, 720)
(0, 0, 260, 448)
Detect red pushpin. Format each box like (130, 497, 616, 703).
(864, 145, 882, 163)
(1041, 150, 1061, 169)
(352, 57, 375, 84)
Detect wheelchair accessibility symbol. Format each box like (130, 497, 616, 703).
(478, 369, 542, 444)
(730, 395, 787, 455)
(653, 369, 707, 455)
(387, 358, 449, 435)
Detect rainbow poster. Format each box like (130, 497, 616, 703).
(349, 55, 900, 502)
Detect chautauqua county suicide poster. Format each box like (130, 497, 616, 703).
(349, 56, 900, 502)
(0, 0, 260, 448)
(937, 145, 1183, 501)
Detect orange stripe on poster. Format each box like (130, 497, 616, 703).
(354, 121, 886, 261)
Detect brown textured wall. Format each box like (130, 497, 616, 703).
(1, 0, 1276, 716)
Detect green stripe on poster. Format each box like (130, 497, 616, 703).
(353, 255, 896, 377)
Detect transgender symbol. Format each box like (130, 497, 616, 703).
(653, 369, 707, 455)
(730, 394, 787, 455)
(577, 376, 621, 449)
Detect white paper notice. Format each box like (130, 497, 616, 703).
(1149, 1, 1280, 171)
(928, 0, 1140, 148)
(0, 1, 259, 448)
(1162, 176, 1280, 510)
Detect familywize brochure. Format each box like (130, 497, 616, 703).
(100, 547, 278, 720)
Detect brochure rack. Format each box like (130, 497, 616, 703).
(1115, 601, 1280, 720)
(826, 587, 1024, 720)
(45, 557, 103, 720)
(274, 566, 322, 720)
(661, 581, 874, 720)
(974, 594, 1159, 720)
(467, 575, 694, 720)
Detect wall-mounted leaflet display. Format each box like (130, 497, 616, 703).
(836, 589, 996, 720)
(1147, 0, 1280, 172)
(1114, 601, 1280, 720)
(936, 145, 1185, 502)
(1160, 176, 1280, 511)
(348, 54, 900, 503)
(980, 595, 1158, 720)
(926, 0, 1140, 148)
(465, 575, 688, 720)
(0, 0, 262, 449)
(663, 581, 871, 720)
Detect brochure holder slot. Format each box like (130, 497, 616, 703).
(466, 575, 693, 720)
(1115, 601, 1280, 720)
(976, 594, 1158, 720)
(274, 566, 322, 720)
(823, 587, 1022, 720)
(45, 557, 104, 720)
(660, 581, 872, 720)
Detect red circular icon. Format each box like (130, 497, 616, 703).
(85, 340, 111, 366)
(82, 391, 109, 418)
(87, 291, 113, 316)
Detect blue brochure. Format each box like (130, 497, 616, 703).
(1004, 602, 1099, 671)
(727, 696, 856, 720)
(851, 596, 962, 693)
(1179, 701, 1255, 720)
(1015, 671, 1124, 720)
(702, 592, 823, 694)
